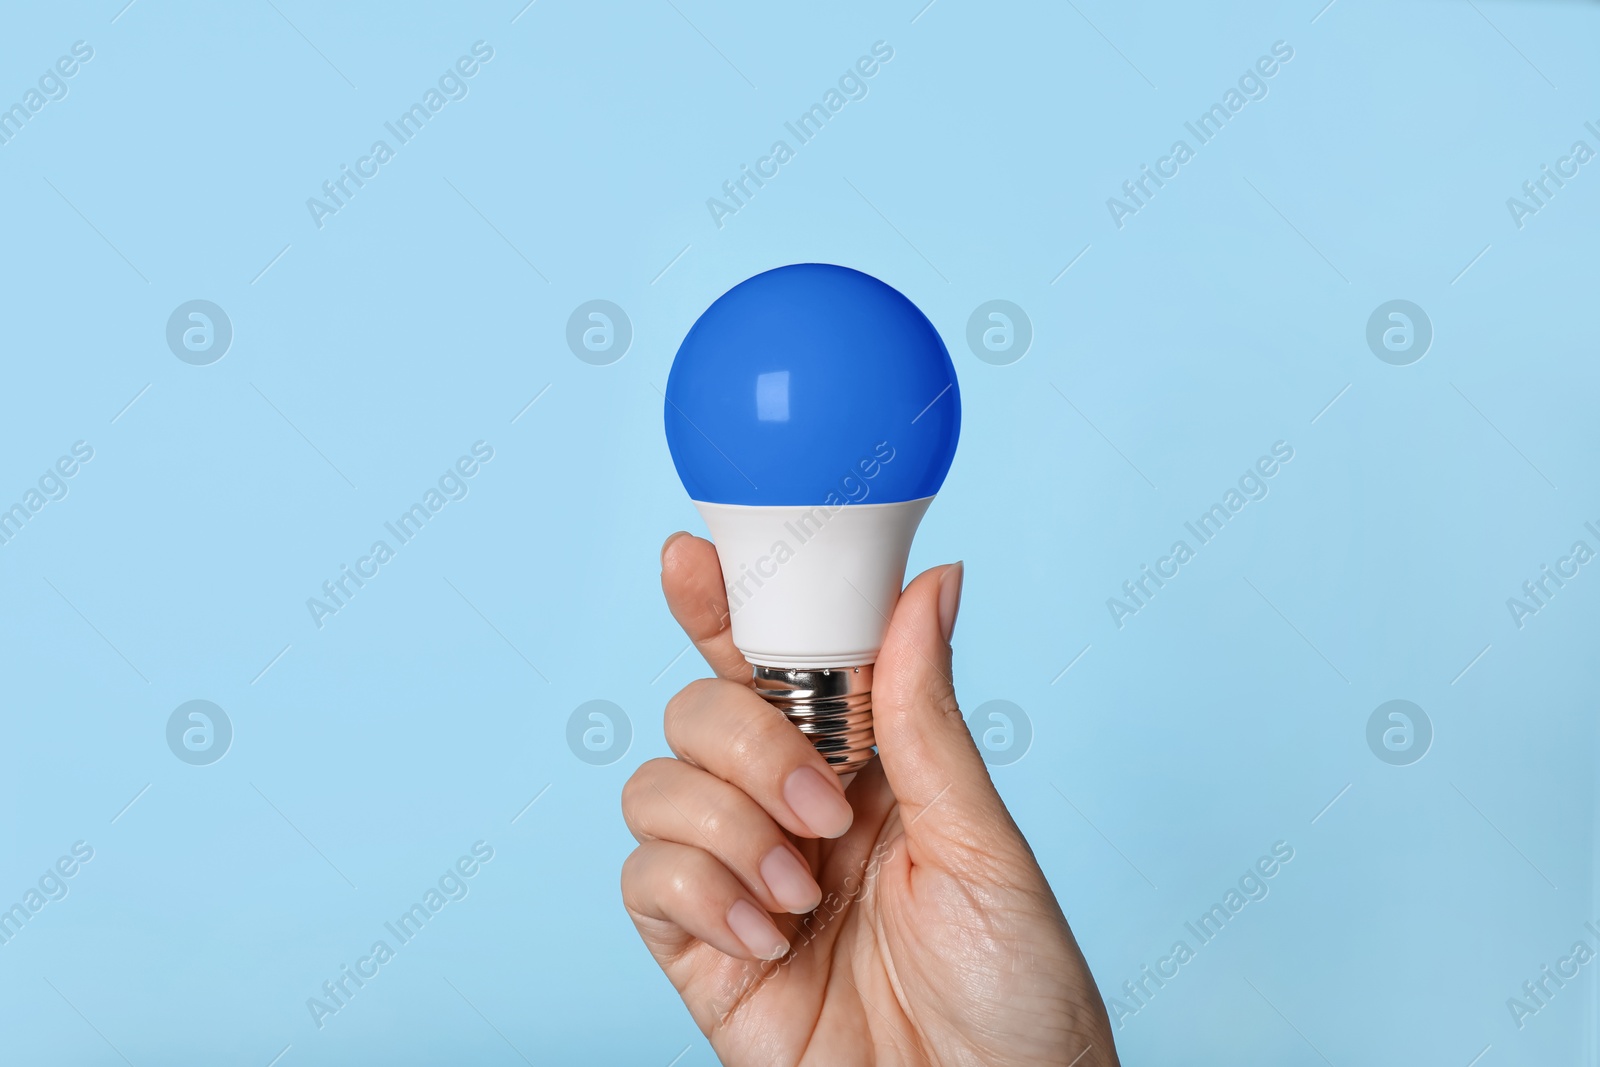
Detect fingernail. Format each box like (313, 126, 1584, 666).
(727, 899, 789, 960)
(660, 531, 689, 566)
(783, 766, 854, 839)
(760, 847, 823, 914)
(938, 561, 964, 644)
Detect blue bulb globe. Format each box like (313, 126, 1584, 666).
(665, 264, 961, 506)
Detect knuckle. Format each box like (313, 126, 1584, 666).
(697, 804, 733, 844)
(623, 841, 696, 906)
(663, 677, 719, 735)
(915, 661, 958, 710)
(619, 845, 650, 901)
(724, 705, 787, 767)
(661, 684, 693, 733)
(665, 862, 699, 902)
(620, 759, 671, 830)
(620, 767, 647, 813)
(931, 689, 964, 727)
(685, 676, 724, 701)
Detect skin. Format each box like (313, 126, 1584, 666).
(620, 533, 1120, 1066)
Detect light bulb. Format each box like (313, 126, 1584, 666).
(664, 263, 961, 772)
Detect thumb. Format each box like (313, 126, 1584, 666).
(871, 562, 1008, 843)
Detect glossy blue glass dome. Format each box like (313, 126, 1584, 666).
(665, 264, 961, 506)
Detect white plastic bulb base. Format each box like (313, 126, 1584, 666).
(694, 497, 933, 773)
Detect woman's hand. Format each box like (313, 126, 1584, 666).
(620, 532, 1119, 1066)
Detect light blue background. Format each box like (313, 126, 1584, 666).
(1, 1, 1596, 1064)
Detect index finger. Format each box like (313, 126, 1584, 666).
(661, 531, 753, 684)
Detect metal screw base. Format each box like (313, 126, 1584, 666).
(752, 663, 876, 774)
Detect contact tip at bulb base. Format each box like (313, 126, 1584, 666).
(752, 663, 876, 774)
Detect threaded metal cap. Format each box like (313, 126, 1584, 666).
(752, 663, 876, 774)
